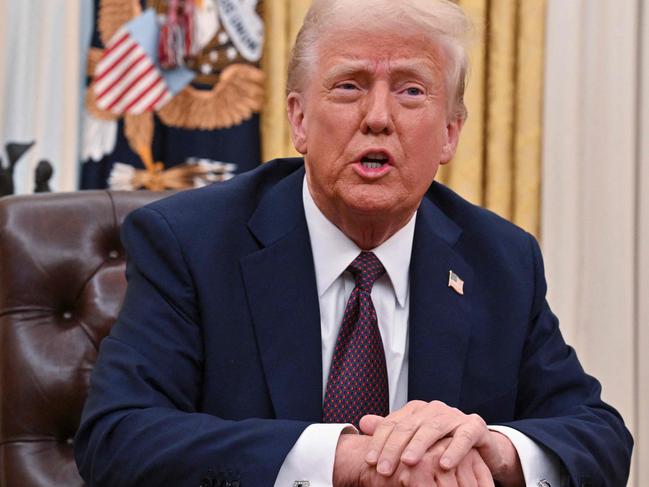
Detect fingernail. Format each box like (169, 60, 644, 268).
(365, 450, 378, 463)
(440, 456, 451, 469)
(377, 460, 391, 475)
(401, 450, 416, 462)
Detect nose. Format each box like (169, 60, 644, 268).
(360, 82, 395, 135)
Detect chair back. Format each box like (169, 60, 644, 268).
(0, 190, 170, 486)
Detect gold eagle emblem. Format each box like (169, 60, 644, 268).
(85, 0, 265, 190)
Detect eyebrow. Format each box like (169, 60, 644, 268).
(322, 59, 440, 86)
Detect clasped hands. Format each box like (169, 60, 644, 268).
(333, 400, 524, 487)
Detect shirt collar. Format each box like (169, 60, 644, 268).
(303, 176, 415, 307)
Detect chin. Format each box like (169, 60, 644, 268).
(341, 196, 399, 218)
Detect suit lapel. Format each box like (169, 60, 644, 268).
(240, 167, 323, 422)
(408, 195, 474, 407)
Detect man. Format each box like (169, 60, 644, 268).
(75, 0, 633, 486)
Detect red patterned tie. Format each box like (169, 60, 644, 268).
(322, 251, 389, 427)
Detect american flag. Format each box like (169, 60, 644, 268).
(448, 270, 464, 295)
(93, 9, 194, 116)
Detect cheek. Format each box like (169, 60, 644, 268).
(402, 114, 448, 161)
(313, 103, 360, 140)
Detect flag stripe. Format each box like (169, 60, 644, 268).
(106, 64, 157, 111)
(95, 41, 138, 84)
(93, 23, 185, 115)
(95, 36, 136, 81)
(129, 80, 168, 114)
(123, 77, 166, 113)
(152, 91, 173, 111)
(94, 44, 146, 95)
(147, 88, 172, 112)
(104, 30, 129, 52)
(111, 69, 161, 114)
(96, 52, 148, 102)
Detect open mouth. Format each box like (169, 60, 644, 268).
(360, 152, 390, 168)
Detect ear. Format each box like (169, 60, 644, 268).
(287, 92, 308, 154)
(440, 116, 465, 165)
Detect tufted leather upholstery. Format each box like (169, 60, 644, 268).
(0, 190, 171, 486)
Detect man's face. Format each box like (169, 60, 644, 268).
(288, 29, 463, 227)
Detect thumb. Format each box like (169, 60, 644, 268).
(358, 414, 383, 435)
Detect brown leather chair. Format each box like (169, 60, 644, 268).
(0, 190, 171, 486)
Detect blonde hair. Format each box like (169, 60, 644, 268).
(287, 0, 473, 120)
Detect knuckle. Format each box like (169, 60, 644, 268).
(408, 435, 427, 448)
(415, 422, 443, 441)
(429, 400, 443, 409)
(457, 428, 476, 444)
(382, 442, 402, 455)
(470, 413, 487, 429)
(377, 419, 397, 432)
(395, 421, 417, 434)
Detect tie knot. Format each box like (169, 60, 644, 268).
(348, 251, 386, 293)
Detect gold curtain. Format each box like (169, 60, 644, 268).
(261, 0, 311, 159)
(261, 0, 546, 237)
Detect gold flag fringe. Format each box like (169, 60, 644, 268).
(85, 85, 120, 121)
(87, 48, 104, 77)
(98, 0, 141, 46)
(158, 64, 265, 130)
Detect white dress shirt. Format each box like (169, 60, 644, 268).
(274, 178, 561, 486)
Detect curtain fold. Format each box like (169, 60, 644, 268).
(0, 0, 84, 194)
(261, 0, 309, 160)
(439, 0, 546, 237)
(261, 0, 546, 237)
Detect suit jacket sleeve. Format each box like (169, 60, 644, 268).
(74, 206, 310, 487)
(498, 234, 633, 487)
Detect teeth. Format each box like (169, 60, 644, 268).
(362, 162, 383, 169)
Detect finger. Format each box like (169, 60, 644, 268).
(434, 467, 459, 487)
(375, 420, 420, 476)
(455, 453, 478, 487)
(364, 419, 396, 465)
(439, 416, 487, 469)
(398, 467, 411, 486)
(400, 419, 454, 466)
(359, 414, 383, 435)
(363, 401, 423, 438)
(472, 454, 495, 487)
(365, 405, 420, 465)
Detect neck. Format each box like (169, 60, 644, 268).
(318, 201, 414, 250)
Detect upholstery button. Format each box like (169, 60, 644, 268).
(66, 438, 74, 445)
(62, 311, 72, 320)
(108, 250, 120, 259)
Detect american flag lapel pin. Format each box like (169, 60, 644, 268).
(448, 270, 464, 295)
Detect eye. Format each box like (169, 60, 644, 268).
(404, 86, 424, 96)
(336, 82, 359, 90)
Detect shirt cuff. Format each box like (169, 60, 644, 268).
(274, 423, 357, 487)
(488, 425, 561, 487)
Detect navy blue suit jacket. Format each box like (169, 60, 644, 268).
(75, 158, 632, 486)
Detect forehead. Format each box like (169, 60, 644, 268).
(314, 29, 446, 76)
